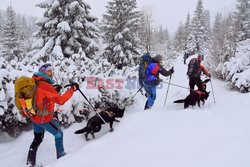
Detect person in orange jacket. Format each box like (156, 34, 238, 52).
(188, 55, 211, 93)
(26, 63, 78, 167)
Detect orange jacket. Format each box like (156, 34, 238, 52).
(31, 75, 74, 124)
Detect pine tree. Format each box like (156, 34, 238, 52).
(2, 5, 20, 61)
(0, 11, 3, 34)
(139, 9, 154, 52)
(204, 10, 211, 38)
(234, 0, 249, 41)
(183, 13, 191, 51)
(102, 0, 141, 70)
(28, 0, 100, 84)
(173, 22, 185, 52)
(246, 0, 250, 38)
(208, 12, 223, 69)
(187, 0, 209, 54)
(207, 12, 237, 77)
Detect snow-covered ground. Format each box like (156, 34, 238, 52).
(1, 55, 250, 167)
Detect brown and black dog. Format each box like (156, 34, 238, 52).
(74, 106, 125, 141)
(174, 79, 210, 109)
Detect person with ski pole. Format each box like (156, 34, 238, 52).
(144, 54, 174, 110)
(26, 63, 78, 167)
(187, 54, 211, 93)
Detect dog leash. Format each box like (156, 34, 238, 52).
(162, 81, 194, 92)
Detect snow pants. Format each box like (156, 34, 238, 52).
(189, 77, 203, 93)
(27, 119, 65, 164)
(144, 83, 157, 108)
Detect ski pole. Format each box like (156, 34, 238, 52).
(65, 84, 108, 125)
(127, 86, 143, 102)
(210, 79, 216, 103)
(163, 75, 172, 108)
(77, 88, 108, 124)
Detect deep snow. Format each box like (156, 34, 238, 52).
(1, 55, 250, 167)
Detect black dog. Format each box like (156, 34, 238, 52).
(174, 79, 210, 109)
(74, 107, 125, 141)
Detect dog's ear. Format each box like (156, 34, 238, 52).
(204, 79, 210, 83)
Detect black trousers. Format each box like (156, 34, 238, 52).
(189, 77, 203, 93)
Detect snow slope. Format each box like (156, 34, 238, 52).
(1, 55, 250, 167)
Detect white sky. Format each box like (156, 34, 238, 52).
(0, 0, 236, 33)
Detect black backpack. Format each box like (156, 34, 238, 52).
(138, 53, 152, 87)
(187, 58, 201, 78)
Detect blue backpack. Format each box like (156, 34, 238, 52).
(138, 53, 152, 87)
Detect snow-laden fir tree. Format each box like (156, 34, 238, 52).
(139, 9, 154, 53)
(207, 13, 237, 78)
(246, 0, 250, 38)
(207, 12, 223, 71)
(25, 0, 101, 126)
(151, 26, 170, 55)
(2, 5, 20, 62)
(187, 0, 210, 54)
(28, 0, 100, 84)
(102, 0, 141, 70)
(0, 11, 3, 34)
(173, 22, 185, 52)
(234, 0, 249, 41)
(0, 57, 29, 137)
(183, 13, 191, 52)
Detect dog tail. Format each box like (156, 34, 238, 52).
(173, 99, 185, 103)
(74, 127, 87, 134)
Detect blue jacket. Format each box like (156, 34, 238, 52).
(145, 63, 173, 83)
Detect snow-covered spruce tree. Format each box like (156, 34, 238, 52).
(219, 1, 250, 92)
(173, 22, 185, 52)
(246, 0, 250, 38)
(139, 9, 154, 52)
(151, 26, 170, 53)
(207, 12, 223, 74)
(187, 0, 210, 54)
(0, 57, 29, 137)
(0, 11, 3, 35)
(27, 0, 100, 126)
(102, 0, 141, 70)
(183, 13, 191, 52)
(234, 0, 249, 41)
(222, 39, 250, 93)
(29, 0, 99, 80)
(207, 13, 238, 78)
(2, 5, 20, 62)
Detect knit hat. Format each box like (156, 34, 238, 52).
(153, 54, 163, 63)
(39, 63, 53, 73)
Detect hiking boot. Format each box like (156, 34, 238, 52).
(26, 148, 36, 167)
(57, 152, 66, 159)
(144, 102, 150, 110)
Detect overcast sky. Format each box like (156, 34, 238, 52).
(0, 0, 236, 33)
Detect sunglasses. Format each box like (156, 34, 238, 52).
(39, 63, 52, 72)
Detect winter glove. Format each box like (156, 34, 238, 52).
(169, 67, 174, 75)
(154, 79, 162, 85)
(53, 84, 62, 93)
(71, 83, 79, 91)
